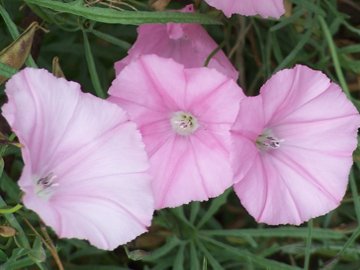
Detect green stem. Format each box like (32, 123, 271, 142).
(303, 219, 313, 270)
(350, 169, 360, 223)
(0, 204, 22, 214)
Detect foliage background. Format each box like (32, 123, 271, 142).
(0, 0, 360, 269)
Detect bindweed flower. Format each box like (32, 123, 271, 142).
(114, 4, 238, 80)
(109, 55, 244, 209)
(1, 68, 154, 250)
(204, 0, 285, 18)
(231, 65, 360, 225)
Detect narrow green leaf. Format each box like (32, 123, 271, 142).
(196, 239, 223, 270)
(24, 0, 221, 25)
(91, 29, 130, 50)
(173, 243, 185, 270)
(201, 227, 345, 240)
(0, 196, 30, 249)
(350, 169, 360, 223)
(0, 158, 4, 178)
(197, 189, 230, 229)
(143, 237, 180, 262)
(200, 236, 301, 270)
(0, 61, 17, 79)
(190, 241, 200, 270)
(318, 15, 350, 96)
(82, 30, 105, 98)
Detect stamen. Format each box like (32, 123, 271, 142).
(35, 173, 58, 198)
(256, 131, 283, 151)
(171, 111, 199, 136)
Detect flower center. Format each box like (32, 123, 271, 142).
(256, 130, 283, 151)
(170, 111, 199, 136)
(35, 172, 58, 198)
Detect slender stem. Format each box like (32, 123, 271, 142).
(204, 41, 225, 67)
(23, 219, 64, 270)
(303, 219, 313, 270)
(350, 169, 360, 223)
(0, 204, 23, 214)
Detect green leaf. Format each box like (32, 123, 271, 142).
(173, 243, 185, 270)
(190, 241, 200, 270)
(28, 237, 46, 263)
(196, 189, 230, 229)
(82, 30, 105, 98)
(24, 0, 221, 25)
(196, 239, 223, 270)
(143, 237, 180, 262)
(0, 61, 17, 79)
(200, 236, 301, 270)
(0, 158, 4, 178)
(201, 227, 345, 240)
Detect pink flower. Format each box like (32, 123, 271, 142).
(114, 4, 238, 81)
(205, 0, 285, 18)
(1, 68, 154, 250)
(231, 65, 360, 225)
(109, 55, 244, 209)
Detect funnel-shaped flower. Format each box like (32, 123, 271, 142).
(2, 68, 154, 250)
(109, 55, 244, 209)
(114, 4, 238, 80)
(205, 0, 285, 18)
(231, 65, 360, 225)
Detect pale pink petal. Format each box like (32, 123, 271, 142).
(230, 96, 264, 182)
(185, 67, 245, 123)
(109, 55, 243, 209)
(2, 68, 154, 250)
(151, 132, 233, 209)
(114, 5, 238, 80)
(205, 0, 285, 18)
(234, 153, 342, 225)
(260, 65, 332, 125)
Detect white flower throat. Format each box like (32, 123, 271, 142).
(35, 172, 58, 198)
(256, 130, 284, 151)
(171, 111, 199, 136)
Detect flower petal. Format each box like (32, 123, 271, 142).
(260, 65, 333, 126)
(114, 5, 238, 80)
(205, 0, 285, 18)
(231, 96, 264, 182)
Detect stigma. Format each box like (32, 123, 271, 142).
(171, 111, 199, 136)
(35, 173, 58, 198)
(256, 130, 283, 151)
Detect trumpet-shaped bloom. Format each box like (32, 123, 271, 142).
(231, 65, 360, 225)
(114, 4, 238, 80)
(2, 68, 154, 250)
(205, 0, 285, 18)
(109, 55, 244, 209)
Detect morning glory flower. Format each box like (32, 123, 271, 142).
(2, 68, 154, 250)
(109, 55, 244, 209)
(114, 4, 238, 81)
(231, 65, 360, 225)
